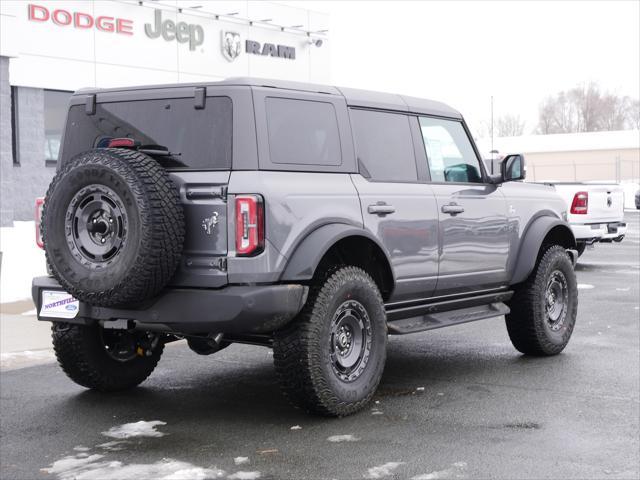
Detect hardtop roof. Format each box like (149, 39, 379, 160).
(75, 77, 462, 119)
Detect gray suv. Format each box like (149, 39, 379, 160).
(33, 78, 579, 416)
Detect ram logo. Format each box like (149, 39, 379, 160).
(221, 31, 241, 62)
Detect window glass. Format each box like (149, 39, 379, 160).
(44, 90, 73, 163)
(350, 109, 417, 182)
(419, 117, 483, 183)
(62, 97, 232, 169)
(265, 97, 342, 166)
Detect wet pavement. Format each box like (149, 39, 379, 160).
(1, 212, 638, 480)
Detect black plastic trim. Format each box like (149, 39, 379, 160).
(32, 276, 308, 335)
(385, 290, 513, 322)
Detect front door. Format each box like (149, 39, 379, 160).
(417, 116, 510, 295)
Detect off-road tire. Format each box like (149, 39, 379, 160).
(273, 266, 387, 417)
(506, 245, 578, 356)
(52, 323, 163, 391)
(42, 148, 184, 307)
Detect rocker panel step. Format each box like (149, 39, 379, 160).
(387, 302, 510, 335)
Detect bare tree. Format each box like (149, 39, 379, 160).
(537, 83, 639, 134)
(495, 114, 526, 137)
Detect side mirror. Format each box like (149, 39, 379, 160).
(500, 154, 526, 182)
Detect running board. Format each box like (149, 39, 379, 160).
(387, 302, 510, 335)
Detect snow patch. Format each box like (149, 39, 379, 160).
(102, 420, 167, 439)
(1, 349, 56, 370)
(365, 462, 405, 479)
(416, 387, 425, 392)
(616, 287, 630, 292)
(43, 456, 225, 480)
(42, 454, 106, 476)
(228, 472, 261, 480)
(0, 221, 48, 303)
(290, 425, 302, 430)
(234, 457, 250, 466)
(327, 434, 360, 443)
(411, 461, 468, 480)
(578, 284, 594, 289)
(97, 441, 128, 452)
(73, 446, 90, 452)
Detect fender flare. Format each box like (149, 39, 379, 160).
(510, 216, 576, 285)
(280, 223, 394, 286)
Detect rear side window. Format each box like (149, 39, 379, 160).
(265, 97, 342, 166)
(350, 109, 417, 182)
(62, 96, 232, 169)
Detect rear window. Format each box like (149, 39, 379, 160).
(61, 96, 232, 169)
(265, 97, 342, 166)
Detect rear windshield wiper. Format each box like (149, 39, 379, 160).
(137, 144, 180, 157)
(137, 145, 187, 167)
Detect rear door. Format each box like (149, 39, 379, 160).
(349, 108, 439, 302)
(417, 116, 510, 296)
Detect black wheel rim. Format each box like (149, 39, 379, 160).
(65, 184, 127, 268)
(545, 270, 569, 331)
(100, 329, 139, 362)
(329, 300, 372, 382)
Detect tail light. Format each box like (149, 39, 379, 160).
(35, 197, 45, 249)
(570, 191, 588, 215)
(235, 195, 264, 256)
(107, 137, 137, 148)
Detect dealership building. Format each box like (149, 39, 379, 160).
(0, 0, 329, 226)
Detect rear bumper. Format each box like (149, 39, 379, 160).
(32, 276, 308, 334)
(571, 223, 606, 241)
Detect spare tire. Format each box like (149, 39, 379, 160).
(42, 148, 185, 307)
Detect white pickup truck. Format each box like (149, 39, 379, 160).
(545, 182, 627, 256)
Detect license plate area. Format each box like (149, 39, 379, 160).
(40, 290, 80, 319)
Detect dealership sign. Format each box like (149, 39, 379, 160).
(28, 3, 133, 34)
(27, 4, 296, 61)
(144, 8, 204, 51)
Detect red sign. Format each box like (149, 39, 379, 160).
(28, 4, 134, 35)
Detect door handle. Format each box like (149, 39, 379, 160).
(368, 203, 396, 216)
(441, 203, 465, 215)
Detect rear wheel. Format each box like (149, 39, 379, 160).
(52, 323, 164, 391)
(273, 266, 387, 416)
(505, 245, 578, 356)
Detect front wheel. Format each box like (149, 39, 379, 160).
(505, 245, 578, 356)
(273, 266, 387, 416)
(52, 323, 164, 391)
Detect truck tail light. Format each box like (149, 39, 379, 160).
(570, 191, 589, 215)
(235, 195, 264, 256)
(35, 197, 45, 249)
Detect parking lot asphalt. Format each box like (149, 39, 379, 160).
(1, 212, 638, 480)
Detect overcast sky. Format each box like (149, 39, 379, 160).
(282, 0, 640, 137)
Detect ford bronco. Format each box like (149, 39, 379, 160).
(33, 78, 579, 416)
